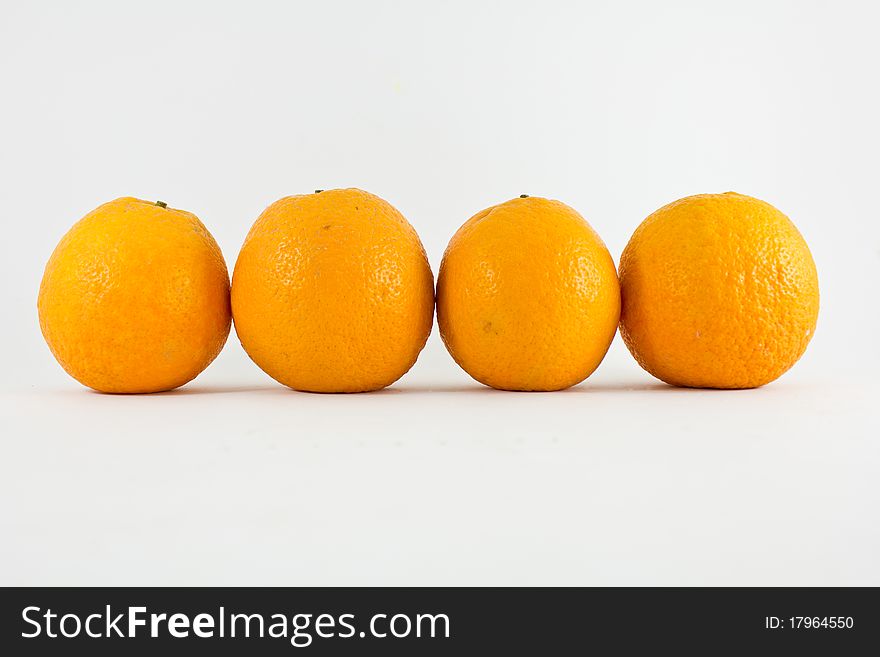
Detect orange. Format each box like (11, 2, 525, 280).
(231, 188, 434, 392)
(619, 192, 819, 389)
(38, 197, 231, 393)
(436, 196, 620, 391)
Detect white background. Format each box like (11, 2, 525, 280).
(1, 0, 878, 585)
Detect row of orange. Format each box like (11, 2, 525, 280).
(38, 189, 818, 394)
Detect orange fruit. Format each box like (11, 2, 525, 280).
(619, 192, 819, 389)
(231, 188, 434, 393)
(38, 197, 231, 393)
(436, 196, 620, 391)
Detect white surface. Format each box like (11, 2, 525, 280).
(1, 0, 878, 585)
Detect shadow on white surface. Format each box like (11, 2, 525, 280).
(89, 380, 757, 396)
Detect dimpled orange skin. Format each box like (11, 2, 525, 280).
(38, 198, 232, 393)
(619, 192, 819, 389)
(437, 196, 620, 391)
(231, 189, 434, 393)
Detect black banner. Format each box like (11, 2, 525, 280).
(1, 587, 876, 654)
